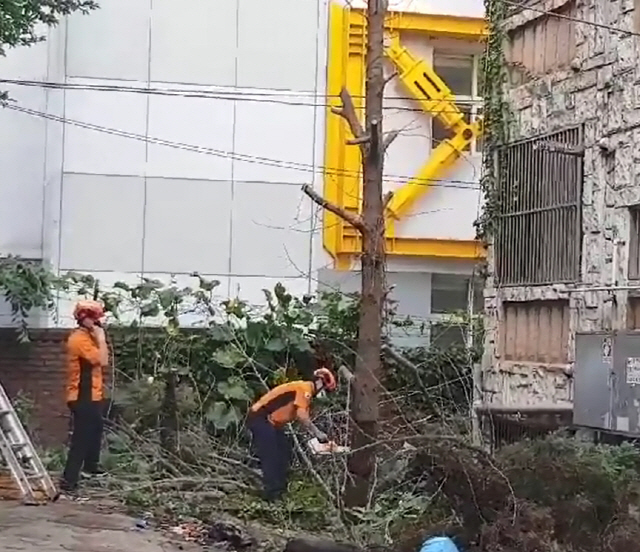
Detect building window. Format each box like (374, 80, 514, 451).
(430, 273, 483, 347)
(627, 296, 640, 330)
(495, 126, 583, 286)
(431, 51, 482, 155)
(499, 300, 570, 364)
(629, 206, 640, 280)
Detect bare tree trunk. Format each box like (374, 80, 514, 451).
(303, 0, 390, 508)
(344, 0, 387, 508)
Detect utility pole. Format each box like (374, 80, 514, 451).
(303, 0, 393, 507)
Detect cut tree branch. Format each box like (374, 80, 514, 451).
(346, 134, 371, 146)
(383, 191, 394, 209)
(331, 87, 367, 148)
(302, 184, 365, 232)
(384, 70, 398, 88)
(382, 129, 401, 152)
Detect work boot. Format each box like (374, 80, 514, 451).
(58, 480, 79, 498)
(82, 466, 107, 478)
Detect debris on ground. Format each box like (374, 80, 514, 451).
(170, 519, 256, 549)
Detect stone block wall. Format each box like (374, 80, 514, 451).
(483, 0, 640, 408)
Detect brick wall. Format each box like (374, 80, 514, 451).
(0, 329, 69, 447)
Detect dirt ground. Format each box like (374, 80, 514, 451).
(0, 499, 202, 552)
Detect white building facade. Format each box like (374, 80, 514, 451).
(0, 0, 485, 339)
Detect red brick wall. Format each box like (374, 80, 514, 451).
(0, 329, 69, 447)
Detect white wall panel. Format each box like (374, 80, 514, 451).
(229, 276, 311, 305)
(143, 178, 233, 274)
(0, 32, 49, 79)
(237, 0, 320, 91)
(0, 90, 47, 257)
(66, 0, 151, 81)
(233, 97, 316, 183)
(398, 160, 482, 241)
(59, 174, 145, 271)
(150, 0, 238, 86)
(230, 182, 312, 277)
(42, 90, 66, 266)
(146, 91, 234, 180)
(348, 0, 484, 18)
(63, 82, 148, 176)
(0, 37, 51, 257)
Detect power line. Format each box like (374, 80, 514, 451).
(2, 102, 482, 190)
(503, 0, 640, 37)
(0, 78, 484, 114)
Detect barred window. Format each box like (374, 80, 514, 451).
(495, 126, 583, 286)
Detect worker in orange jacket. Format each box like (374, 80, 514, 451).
(59, 300, 109, 494)
(247, 368, 337, 501)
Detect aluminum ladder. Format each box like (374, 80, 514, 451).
(0, 382, 59, 503)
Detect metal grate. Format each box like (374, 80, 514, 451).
(495, 126, 583, 286)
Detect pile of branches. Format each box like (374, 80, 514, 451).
(391, 436, 640, 552)
(70, 368, 640, 552)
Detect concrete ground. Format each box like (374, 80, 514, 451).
(0, 500, 202, 552)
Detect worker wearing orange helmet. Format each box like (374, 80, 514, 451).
(247, 367, 337, 501)
(59, 300, 109, 494)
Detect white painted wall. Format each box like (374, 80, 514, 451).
(0, 0, 484, 331)
(349, 0, 484, 18)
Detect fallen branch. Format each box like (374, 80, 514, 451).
(381, 344, 418, 372)
(302, 184, 365, 232)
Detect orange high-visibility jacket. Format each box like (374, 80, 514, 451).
(65, 329, 105, 403)
(249, 381, 314, 426)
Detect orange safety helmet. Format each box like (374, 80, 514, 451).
(313, 367, 337, 392)
(73, 299, 105, 322)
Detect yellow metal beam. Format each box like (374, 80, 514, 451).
(385, 124, 482, 222)
(349, 9, 488, 39)
(339, 236, 485, 259)
(385, 36, 465, 129)
(322, 3, 487, 267)
(383, 36, 484, 222)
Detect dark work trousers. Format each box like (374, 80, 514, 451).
(61, 400, 104, 489)
(247, 415, 291, 500)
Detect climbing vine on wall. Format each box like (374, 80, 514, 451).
(475, 0, 510, 243)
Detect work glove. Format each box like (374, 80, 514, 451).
(315, 430, 329, 444)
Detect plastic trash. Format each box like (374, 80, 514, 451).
(419, 536, 461, 552)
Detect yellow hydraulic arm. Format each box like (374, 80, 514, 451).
(383, 36, 483, 222)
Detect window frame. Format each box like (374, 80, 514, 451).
(628, 206, 640, 280)
(428, 273, 483, 348)
(431, 50, 483, 156)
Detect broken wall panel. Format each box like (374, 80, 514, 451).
(500, 300, 570, 364)
(505, 0, 576, 83)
